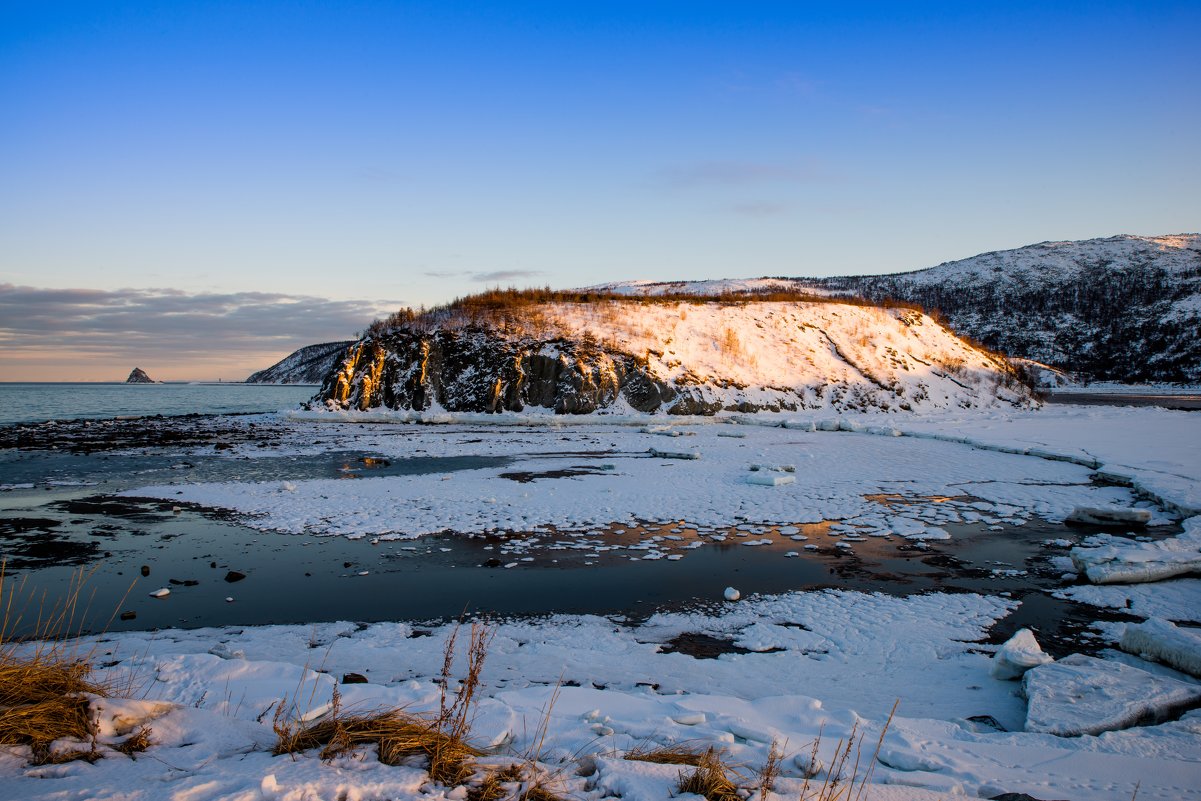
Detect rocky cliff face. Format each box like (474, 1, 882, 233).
(247, 341, 355, 384)
(126, 367, 154, 384)
(318, 299, 1034, 415)
(321, 331, 688, 415)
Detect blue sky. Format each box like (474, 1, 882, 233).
(1, 1, 1198, 379)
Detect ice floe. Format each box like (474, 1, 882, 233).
(991, 628, 1054, 680)
(1071, 517, 1201, 584)
(1066, 506, 1153, 526)
(1120, 618, 1201, 678)
(1023, 654, 1201, 736)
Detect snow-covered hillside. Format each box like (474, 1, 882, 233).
(246, 341, 353, 384)
(597, 234, 1201, 384)
(320, 297, 1034, 414)
(817, 234, 1201, 383)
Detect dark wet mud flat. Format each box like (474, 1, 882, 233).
(1047, 392, 1201, 411)
(0, 447, 520, 495)
(0, 412, 295, 453)
(0, 483, 1168, 655)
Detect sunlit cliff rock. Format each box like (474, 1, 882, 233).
(317, 293, 1035, 415)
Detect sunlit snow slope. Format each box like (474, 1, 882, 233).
(599, 234, 1201, 383)
(319, 299, 1033, 414)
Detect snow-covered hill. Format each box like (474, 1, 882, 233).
(246, 341, 354, 384)
(319, 296, 1034, 414)
(597, 234, 1201, 384)
(816, 234, 1201, 383)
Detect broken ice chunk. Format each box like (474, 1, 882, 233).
(649, 448, 700, 460)
(1120, 618, 1201, 678)
(1065, 506, 1152, 527)
(746, 473, 795, 487)
(1070, 519, 1201, 584)
(991, 628, 1053, 680)
(1023, 654, 1201, 736)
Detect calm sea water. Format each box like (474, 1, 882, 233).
(0, 383, 317, 426)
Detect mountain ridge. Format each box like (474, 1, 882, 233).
(596, 234, 1201, 383)
(246, 341, 355, 384)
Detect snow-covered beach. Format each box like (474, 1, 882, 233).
(2, 401, 1200, 800)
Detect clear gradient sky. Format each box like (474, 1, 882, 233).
(2, 1, 1199, 380)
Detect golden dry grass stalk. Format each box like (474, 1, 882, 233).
(274, 622, 494, 787)
(675, 747, 741, 801)
(799, 701, 897, 801)
(0, 694, 93, 749)
(624, 742, 712, 767)
(0, 562, 113, 764)
(519, 784, 565, 801)
(466, 763, 525, 801)
(758, 739, 784, 801)
(274, 703, 482, 782)
(113, 726, 152, 757)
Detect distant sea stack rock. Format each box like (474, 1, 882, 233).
(246, 341, 355, 384)
(317, 291, 1035, 416)
(126, 367, 155, 384)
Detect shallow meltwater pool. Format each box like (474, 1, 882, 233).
(0, 485, 1157, 656)
(0, 419, 1175, 655)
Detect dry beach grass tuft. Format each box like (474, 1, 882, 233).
(675, 746, 742, 801)
(624, 741, 715, 767)
(274, 621, 494, 786)
(0, 563, 114, 765)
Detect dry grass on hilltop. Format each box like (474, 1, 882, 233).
(363, 286, 926, 337)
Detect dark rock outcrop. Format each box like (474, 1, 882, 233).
(320, 329, 678, 415)
(126, 367, 155, 384)
(312, 309, 1032, 417)
(315, 300, 1034, 416)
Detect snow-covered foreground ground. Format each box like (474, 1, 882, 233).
(5, 403, 1201, 800)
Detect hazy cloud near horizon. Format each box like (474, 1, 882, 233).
(421, 270, 545, 283)
(0, 284, 401, 380)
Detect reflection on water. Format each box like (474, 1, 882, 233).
(0, 449, 515, 494)
(0, 485, 1160, 658)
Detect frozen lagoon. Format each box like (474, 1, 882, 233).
(1, 404, 1200, 800)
